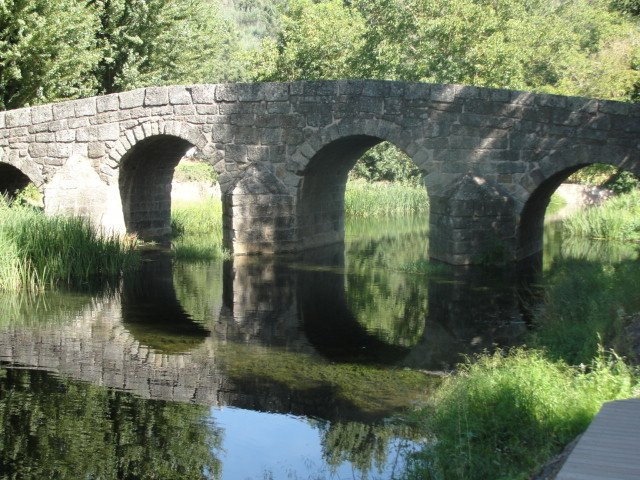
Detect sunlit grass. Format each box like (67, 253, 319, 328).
(345, 179, 429, 217)
(562, 190, 640, 242)
(404, 348, 638, 480)
(171, 198, 228, 262)
(0, 200, 139, 291)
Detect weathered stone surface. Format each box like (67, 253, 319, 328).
(0, 81, 638, 264)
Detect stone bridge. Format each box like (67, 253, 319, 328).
(0, 80, 637, 264)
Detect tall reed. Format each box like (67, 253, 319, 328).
(344, 179, 429, 217)
(0, 201, 139, 291)
(562, 190, 640, 242)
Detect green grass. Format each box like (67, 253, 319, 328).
(404, 349, 638, 480)
(171, 198, 228, 262)
(562, 190, 640, 242)
(0, 200, 139, 291)
(545, 192, 567, 217)
(345, 179, 429, 217)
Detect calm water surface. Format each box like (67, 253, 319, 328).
(0, 216, 638, 479)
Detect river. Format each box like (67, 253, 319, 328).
(0, 215, 637, 479)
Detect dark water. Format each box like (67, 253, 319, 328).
(0, 216, 638, 479)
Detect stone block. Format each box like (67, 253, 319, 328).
(55, 130, 76, 142)
(74, 98, 97, 117)
(168, 86, 192, 105)
(119, 89, 145, 109)
(75, 127, 91, 142)
(97, 124, 120, 141)
(88, 142, 105, 158)
(144, 87, 169, 106)
(261, 83, 289, 101)
(535, 94, 567, 108)
(47, 143, 70, 158)
(431, 84, 460, 102)
(97, 94, 119, 112)
(52, 103, 75, 120)
(6, 108, 31, 127)
(35, 133, 54, 142)
(28, 143, 48, 158)
(337, 79, 365, 96)
(599, 100, 629, 115)
(31, 105, 53, 124)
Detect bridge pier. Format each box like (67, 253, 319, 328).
(429, 174, 517, 265)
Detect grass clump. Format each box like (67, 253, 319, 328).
(562, 190, 640, 242)
(345, 179, 429, 218)
(405, 349, 638, 480)
(171, 198, 228, 262)
(0, 201, 139, 291)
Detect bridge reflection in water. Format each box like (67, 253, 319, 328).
(0, 245, 532, 422)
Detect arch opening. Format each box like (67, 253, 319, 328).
(518, 162, 640, 261)
(296, 135, 428, 250)
(0, 163, 34, 202)
(118, 135, 194, 241)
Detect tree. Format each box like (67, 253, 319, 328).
(251, 0, 640, 100)
(0, 0, 98, 109)
(90, 0, 244, 94)
(250, 0, 366, 82)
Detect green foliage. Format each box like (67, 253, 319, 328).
(0, 0, 98, 109)
(0, 200, 139, 291)
(221, 342, 437, 417)
(252, 0, 640, 101)
(0, 0, 246, 108)
(350, 142, 423, 185)
(611, 0, 640, 16)
(545, 193, 567, 217)
(562, 190, 640, 242)
(171, 198, 228, 262)
(567, 164, 640, 193)
(220, 0, 287, 50)
(250, 0, 366, 81)
(173, 159, 218, 184)
(345, 217, 431, 347)
(90, 0, 243, 93)
(404, 349, 638, 480)
(345, 179, 429, 218)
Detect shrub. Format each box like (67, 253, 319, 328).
(404, 349, 638, 480)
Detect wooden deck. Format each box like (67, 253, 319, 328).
(556, 398, 640, 480)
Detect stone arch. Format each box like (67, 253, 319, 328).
(114, 121, 217, 240)
(107, 120, 213, 167)
(0, 162, 39, 200)
(291, 119, 429, 250)
(516, 144, 640, 259)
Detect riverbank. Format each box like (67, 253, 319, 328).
(0, 201, 139, 291)
(402, 216, 640, 479)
